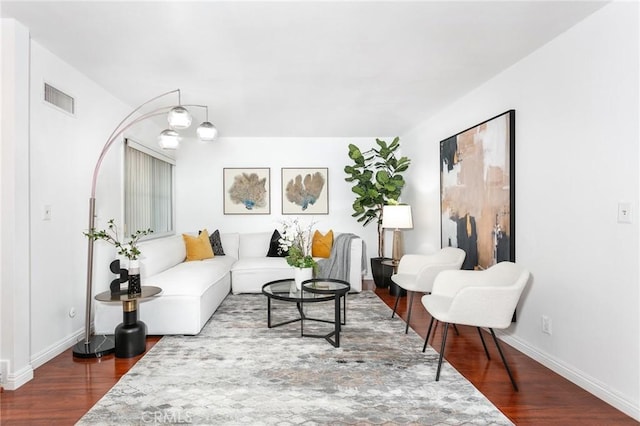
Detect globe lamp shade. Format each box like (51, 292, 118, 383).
(197, 121, 218, 141)
(158, 129, 181, 150)
(167, 106, 192, 129)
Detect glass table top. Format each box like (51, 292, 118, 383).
(262, 279, 348, 302)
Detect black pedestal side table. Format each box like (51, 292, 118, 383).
(95, 286, 161, 358)
(381, 259, 406, 297)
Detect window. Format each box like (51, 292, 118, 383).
(125, 139, 174, 237)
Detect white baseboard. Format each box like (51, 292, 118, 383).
(4, 325, 94, 391)
(1, 361, 33, 390)
(497, 331, 640, 422)
(30, 327, 85, 370)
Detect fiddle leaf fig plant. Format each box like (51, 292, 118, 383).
(344, 137, 411, 257)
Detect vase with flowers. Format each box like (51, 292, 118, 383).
(84, 219, 153, 295)
(278, 217, 317, 290)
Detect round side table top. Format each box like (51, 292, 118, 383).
(95, 286, 162, 303)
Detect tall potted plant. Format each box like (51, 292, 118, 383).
(344, 137, 411, 287)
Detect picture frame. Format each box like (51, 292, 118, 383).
(440, 110, 515, 270)
(223, 168, 270, 215)
(281, 168, 329, 215)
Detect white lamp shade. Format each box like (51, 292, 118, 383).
(382, 205, 413, 229)
(197, 121, 218, 141)
(167, 106, 192, 129)
(158, 129, 181, 150)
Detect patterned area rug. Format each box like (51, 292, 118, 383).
(77, 291, 513, 425)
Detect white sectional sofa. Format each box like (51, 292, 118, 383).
(94, 231, 364, 336)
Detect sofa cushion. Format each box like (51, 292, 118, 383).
(183, 230, 215, 261)
(239, 232, 273, 258)
(137, 235, 186, 279)
(145, 256, 234, 297)
(232, 256, 291, 272)
(220, 233, 239, 260)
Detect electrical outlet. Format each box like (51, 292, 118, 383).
(43, 205, 52, 221)
(542, 315, 552, 335)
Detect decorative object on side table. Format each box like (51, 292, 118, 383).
(278, 217, 318, 290)
(344, 137, 411, 288)
(109, 259, 129, 295)
(84, 219, 153, 296)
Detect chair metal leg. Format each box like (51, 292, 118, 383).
(404, 291, 415, 334)
(435, 322, 450, 381)
(477, 327, 491, 360)
(423, 317, 435, 352)
(452, 324, 460, 335)
(391, 292, 401, 319)
(489, 328, 518, 391)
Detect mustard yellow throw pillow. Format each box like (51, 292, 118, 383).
(183, 229, 214, 261)
(312, 230, 333, 258)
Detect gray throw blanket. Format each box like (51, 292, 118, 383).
(317, 233, 366, 283)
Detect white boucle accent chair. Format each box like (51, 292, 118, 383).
(390, 247, 466, 333)
(421, 261, 530, 390)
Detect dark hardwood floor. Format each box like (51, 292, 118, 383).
(1, 281, 637, 425)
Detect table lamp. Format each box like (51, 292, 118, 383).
(382, 204, 413, 263)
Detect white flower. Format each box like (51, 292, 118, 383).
(278, 217, 316, 257)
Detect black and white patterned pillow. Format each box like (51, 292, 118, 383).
(266, 229, 286, 257)
(209, 229, 225, 256)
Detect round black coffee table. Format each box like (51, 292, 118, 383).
(262, 278, 350, 347)
(302, 279, 350, 347)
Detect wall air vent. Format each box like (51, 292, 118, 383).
(44, 83, 75, 115)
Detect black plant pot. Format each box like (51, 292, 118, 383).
(370, 257, 393, 288)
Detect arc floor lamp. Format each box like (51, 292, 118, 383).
(72, 89, 217, 358)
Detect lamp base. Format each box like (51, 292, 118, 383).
(72, 334, 115, 358)
(392, 229, 404, 262)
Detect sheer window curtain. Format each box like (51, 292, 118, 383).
(125, 140, 174, 237)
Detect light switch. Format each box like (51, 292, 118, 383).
(618, 202, 632, 223)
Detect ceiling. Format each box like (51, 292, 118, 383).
(1, 1, 607, 138)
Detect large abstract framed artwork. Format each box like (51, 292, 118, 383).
(223, 168, 270, 214)
(440, 110, 515, 271)
(281, 168, 329, 214)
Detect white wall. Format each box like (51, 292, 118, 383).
(27, 41, 165, 368)
(402, 2, 639, 419)
(174, 136, 385, 270)
(0, 21, 155, 388)
(1, 19, 32, 390)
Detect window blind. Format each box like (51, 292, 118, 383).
(125, 140, 174, 236)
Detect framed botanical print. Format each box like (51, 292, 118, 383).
(281, 168, 329, 214)
(223, 168, 270, 214)
(440, 110, 515, 270)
